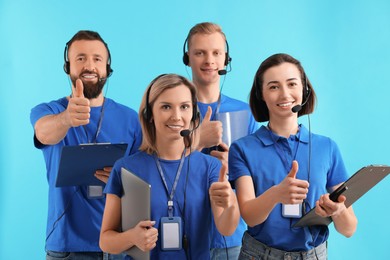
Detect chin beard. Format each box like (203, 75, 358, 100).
(70, 75, 106, 99)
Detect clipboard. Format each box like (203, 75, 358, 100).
(121, 168, 151, 260)
(293, 164, 390, 227)
(55, 143, 128, 187)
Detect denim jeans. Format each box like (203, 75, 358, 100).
(210, 246, 241, 260)
(46, 251, 125, 260)
(239, 232, 327, 260)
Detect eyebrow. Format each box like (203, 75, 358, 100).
(75, 53, 104, 59)
(157, 101, 192, 106)
(266, 78, 299, 86)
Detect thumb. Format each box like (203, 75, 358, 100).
(73, 79, 84, 98)
(139, 220, 156, 228)
(203, 106, 212, 122)
(287, 160, 299, 179)
(218, 163, 228, 182)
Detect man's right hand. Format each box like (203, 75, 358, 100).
(66, 79, 90, 127)
(197, 106, 223, 150)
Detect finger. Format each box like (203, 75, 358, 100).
(287, 160, 299, 179)
(94, 174, 108, 184)
(139, 220, 156, 228)
(103, 166, 113, 172)
(203, 106, 212, 122)
(337, 194, 347, 203)
(218, 164, 228, 182)
(218, 142, 229, 152)
(73, 79, 84, 98)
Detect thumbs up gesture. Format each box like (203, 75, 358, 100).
(276, 160, 309, 204)
(209, 164, 234, 209)
(66, 79, 90, 127)
(197, 106, 223, 150)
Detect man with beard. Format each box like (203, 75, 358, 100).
(30, 30, 142, 259)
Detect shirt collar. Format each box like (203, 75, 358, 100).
(255, 124, 309, 146)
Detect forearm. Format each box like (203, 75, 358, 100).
(100, 229, 136, 254)
(240, 186, 278, 227)
(332, 206, 357, 237)
(35, 113, 71, 145)
(213, 196, 240, 236)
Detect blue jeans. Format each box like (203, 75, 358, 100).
(210, 246, 241, 260)
(46, 251, 125, 260)
(239, 232, 327, 260)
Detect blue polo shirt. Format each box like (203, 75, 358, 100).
(229, 125, 348, 251)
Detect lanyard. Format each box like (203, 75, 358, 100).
(154, 149, 186, 217)
(82, 98, 106, 144)
(267, 125, 301, 174)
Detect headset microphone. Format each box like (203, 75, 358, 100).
(180, 129, 192, 137)
(218, 69, 227, 76)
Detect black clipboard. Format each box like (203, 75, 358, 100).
(55, 143, 128, 187)
(293, 164, 390, 227)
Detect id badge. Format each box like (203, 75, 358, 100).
(87, 185, 104, 199)
(160, 217, 182, 251)
(282, 203, 302, 218)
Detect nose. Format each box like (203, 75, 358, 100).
(280, 85, 290, 97)
(170, 108, 182, 121)
(83, 58, 96, 71)
(204, 53, 215, 65)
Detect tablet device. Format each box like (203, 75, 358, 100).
(55, 143, 128, 187)
(216, 110, 250, 147)
(121, 168, 151, 260)
(293, 165, 390, 227)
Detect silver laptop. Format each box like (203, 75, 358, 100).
(121, 167, 151, 260)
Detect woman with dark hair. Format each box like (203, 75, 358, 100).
(99, 74, 239, 259)
(229, 54, 357, 260)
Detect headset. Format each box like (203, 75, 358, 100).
(63, 39, 113, 78)
(182, 35, 232, 67)
(142, 74, 200, 123)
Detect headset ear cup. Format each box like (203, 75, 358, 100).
(224, 53, 230, 66)
(107, 64, 113, 77)
(183, 52, 189, 66)
(142, 107, 149, 121)
(192, 109, 199, 122)
(64, 62, 70, 74)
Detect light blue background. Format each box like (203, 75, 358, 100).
(1, 0, 389, 259)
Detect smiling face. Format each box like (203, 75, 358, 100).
(68, 40, 109, 99)
(187, 32, 226, 87)
(152, 85, 194, 144)
(261, 62, 304, 121)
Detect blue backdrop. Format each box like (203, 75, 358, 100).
(1, 0, 389, 259)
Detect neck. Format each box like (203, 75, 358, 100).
(193, 78, 220, 103)
(268, 117, 299, 138)
(196, 85, 220, 103)
(89, 93, 105, 107)
(155, 138, 186, 160)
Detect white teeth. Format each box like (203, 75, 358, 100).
(82, 75, 97, 79)
(167, 125, 182, 129)
(278, 102, 293, 107)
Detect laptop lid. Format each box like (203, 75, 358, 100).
(121, 167, 151, 260)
